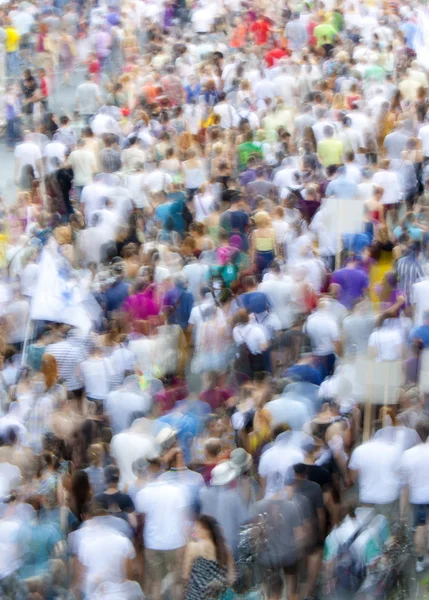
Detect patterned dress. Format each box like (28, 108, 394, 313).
(185, 556, 228, 600)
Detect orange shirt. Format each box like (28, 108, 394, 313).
(231, 24, 247, 48)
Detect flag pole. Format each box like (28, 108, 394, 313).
(21, 316, 33, 367)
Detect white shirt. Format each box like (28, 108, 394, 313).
(272, 73, 297, 107)
(367, 326, 402, 361)
(0, 463, 21, 497)
(136, 480, 190, 550)
(258, 275, 294, 329)
(68, 149, 96, 186)
(15, 142, 42, 178)
(191, 6, 214, 32)
(253, 79, 276, 102)
(400, 442, 429, 504)
(80, 182, 110, 224)
(213, 103, 239, 129)
(12, 10, 34, 34)
(349, 440, 401, 504)
(145, 169, 172, 194)
(105, 390, 152, 434)
(125, 173, 148, 209)
(418, 124, 429, 157)
(43, 141, 67, 173)
(80, 357, 114, 400)
(304, 310, 340, 356)
(411, 279, 429, 326)
(78, 526, 135, 597)
(372, 170, 402, 205)
(233, 322, 267, 354)
(258, 441, 304, 497)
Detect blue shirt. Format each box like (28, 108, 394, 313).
(105, 280, 130, 315)
(239, 291, 269, 314)
(163, 285, 194, 330)
(410, 325, 429, 348)
(326, 176, 359, 200)
(184, 83, 202, 103)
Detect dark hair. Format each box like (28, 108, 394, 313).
(198, 515, 229, 567)
(70, 470, 92, 521)
(416, 418, 429, 443)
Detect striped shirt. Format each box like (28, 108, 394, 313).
(396, 255, 424, 303)
(46, 340, 85, 391)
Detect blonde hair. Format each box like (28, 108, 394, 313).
(332, 93, 346, 110)
(254, 211, 271, 227)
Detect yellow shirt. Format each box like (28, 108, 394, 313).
(317, 138, 343, 168)
(5, 27, 20, 53)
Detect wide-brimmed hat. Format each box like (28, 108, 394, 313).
(156, 426, 178, 450)
(229, 448, 253, 474)
(210, 461, 239, 486)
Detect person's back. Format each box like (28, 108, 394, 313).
(136, 478, 189, 551)
(349, 439, 401, 505)
(200, 484, 247, 554)
(45, 338, 84, 391)
(249, 495, 301, 568)
(76, 80, 101, 116)
(331, 265, 369, 309)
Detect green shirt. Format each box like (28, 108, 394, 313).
(237, 142, 263, 170)
(314, 23, 337, 45)
(317, 138, 343, 167)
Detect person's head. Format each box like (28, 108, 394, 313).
(204, 437, 222, 461)
(87, 443, 104, 467)
(233, 308, 250, 326)
(59, 115, 70, 127)
(293, 462, 307, 480)
(104, 465, 120, 488)
(253, 211, 270, 228)
(324, 124, 334, 138)
(194, 515, 228, 567)
(242, 275, 257, 292)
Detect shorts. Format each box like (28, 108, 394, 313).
(145, 547, 184, 581)
(413, 504, 429, 527)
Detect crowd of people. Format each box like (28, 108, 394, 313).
(2, 0, 429, 598)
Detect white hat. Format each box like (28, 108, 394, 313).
(229, 448, 253, 474)
(210, 461, 239, 486)
(156, 426, 178, 450)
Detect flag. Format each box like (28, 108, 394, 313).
(31, 239, 100, 333)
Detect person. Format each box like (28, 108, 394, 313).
(200, 461, 248, 557)
(400, 419, 429, 572)
(68, 138, 96, 200)
(184, 514, 234, 600)
(75, 73, 103, 125)
(136, 457, 190, 600)
(331, 256, 369, 310)
(95, 465, 136, 524)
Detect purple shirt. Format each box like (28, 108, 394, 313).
(331, 267, 369, 310)
(95, 31, 111, 58)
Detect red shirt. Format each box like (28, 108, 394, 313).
(307, 20, 317, 46)
(40, 77, 48, 98)
(251, 19, 270, 45)
(88, 59, 101, 75)
(264, 47, 289, 67)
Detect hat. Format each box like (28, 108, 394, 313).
(229, 448, 253, 474)
(210, 461, 239, 486)
(156, 426, 178, 450)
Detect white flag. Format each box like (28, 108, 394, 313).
(31, 239, 99, 333)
